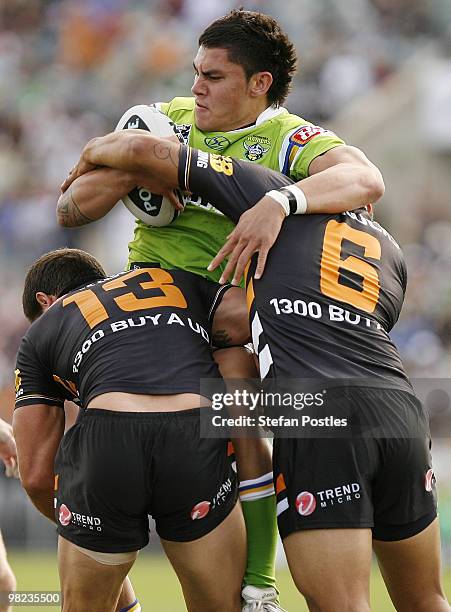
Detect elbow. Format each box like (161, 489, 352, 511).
(56, 193, 73, 228)
(21, 470, 52, 498)
(364, 167, 385, 204)
(56, 209, 67, 228)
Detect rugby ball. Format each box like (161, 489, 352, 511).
(115, 105, 184, 226)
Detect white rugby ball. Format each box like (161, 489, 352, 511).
(115, 105, 184, 227)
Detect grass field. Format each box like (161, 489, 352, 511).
(7, 550, 451, 611)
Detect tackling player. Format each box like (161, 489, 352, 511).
(0, 419, 17, 612)
(57, 10, 384, 608)
(13, 248, 252, 612)
(62, 133, 449, 611)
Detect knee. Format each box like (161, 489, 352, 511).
(304, 598, 370, 612)
(299, 586, 370, 612)
(396, 593, 450, 612)
(0, 564, 16, 593)
(61, 585, 118, 612)
(188, 591, 241, 612)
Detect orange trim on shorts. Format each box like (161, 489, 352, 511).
(275, 473, 286, 495)
(246, 277, 255, 313)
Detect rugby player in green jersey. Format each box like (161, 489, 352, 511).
(57, 10, 384, 610)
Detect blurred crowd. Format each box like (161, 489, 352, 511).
(0, 0, 451, 393)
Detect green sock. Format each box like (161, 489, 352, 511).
(241, 494, 278, 591)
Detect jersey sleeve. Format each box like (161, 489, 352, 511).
(386, 254, 408, 330)
(197, 279, 234, 323)
(14, 336, 65, 410)
(178, 146, 293, 224)
(279, 125, 345, 179)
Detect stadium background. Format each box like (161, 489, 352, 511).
(0, 0, 450, 609)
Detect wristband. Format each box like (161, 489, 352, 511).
(280, 185, 308, 214)
(266, 185, 308, 216)
(265, 190, 290, 216)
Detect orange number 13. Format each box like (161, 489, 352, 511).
(63, 268, 187, 328)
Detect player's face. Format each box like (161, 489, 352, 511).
(191, 46, 257, 132)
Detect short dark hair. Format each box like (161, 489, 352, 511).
(199, 9, 297, 106)
(23, 248, 106, 322)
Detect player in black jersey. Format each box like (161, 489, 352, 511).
(13, 248, 247, 612)
(61, 131, 449, 612)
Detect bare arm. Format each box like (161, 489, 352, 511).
(57, 167, 137, 228)
(84, 130, 181, 180)
(61, 131, 181, 194)
(13, 404, 65, 522)
(300, 144, 385, 213)
(58, 133, 182, 227)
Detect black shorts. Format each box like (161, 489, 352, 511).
(54, 409, 238, 553)
(273, 387, 437, 542)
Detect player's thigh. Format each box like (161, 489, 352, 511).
(231, 436, 272, 480)
(213, 345, 257, 379)
(283, 528, 372, 609)
(58, 536, 135, 612)
(161, 501, 246, 612)
(55, 412, 150, 553)
(152, 427, 243, 611)
(214, 347, 272, 479)
(273, 431, 376, 609)
(373, 518, 449, 612)
(371, 391, 437, 541)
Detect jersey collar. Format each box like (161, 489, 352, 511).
(256, 105, 287, 125)
(228, 105, 287, 133)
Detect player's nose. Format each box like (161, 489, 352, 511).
(191, 76, 206, 96)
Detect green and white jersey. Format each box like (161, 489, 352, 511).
(128, 97, 345, 281)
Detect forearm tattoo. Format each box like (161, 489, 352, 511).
(152, 141, 180, 168)
(57, 188, 95, 227)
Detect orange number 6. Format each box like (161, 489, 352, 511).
(320, 220, 381, 313)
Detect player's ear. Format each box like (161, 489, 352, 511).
(35, 292, 58, 313)
(249, 71, 273, 98)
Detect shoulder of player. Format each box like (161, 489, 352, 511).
(342, 210, 403, 251)
(256, 109, 338, 155)
(269, 110, 344, 176)
(158, 97, 195, 121)
(261, 107, 309, 133)
(273, 111, 338, 145)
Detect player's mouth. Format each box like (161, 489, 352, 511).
(195, 101, 208, 112)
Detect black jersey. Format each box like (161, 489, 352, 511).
(179, 146, 412, 392)
(15, 267, 228, 409)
